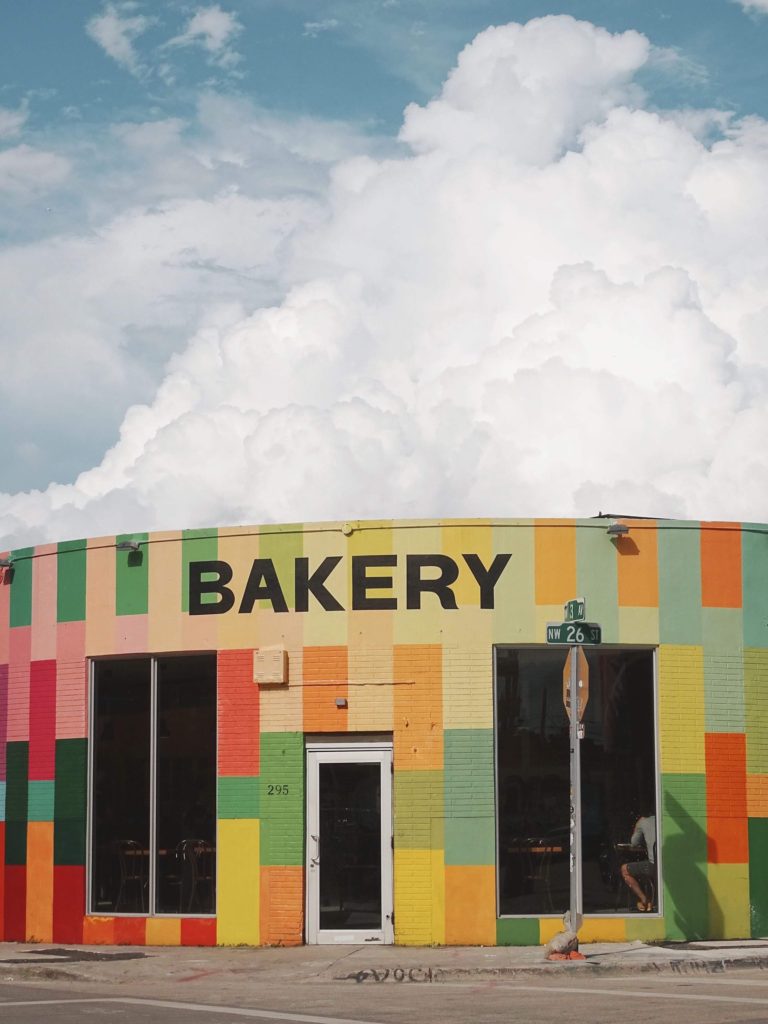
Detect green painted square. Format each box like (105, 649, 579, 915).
(57, 540, 87, 623)
(745, 651, 768, 774)
(576, 526, 619, 643)
(260, 732, 304, 866)
(5, 742, 29, 823)
(496, 917, 540, 945)
(444, 815, 494, 865)
(27, 780, 55, 821)
(258, 526, 303, 610)
(703, 608, 745, 733)
(394, 770, 444, 849)
(444, 729, 494, 818)
(115, 532, 149, 615)
(661, 773, 708, 940)
(5, 820, 28, 865)
(749, 819, 768, 937)
(55, 739, 87, 865)
(9, 547, 33, 628)
(743, 527, 768, 649)
(218, 775, 260, 819)
(181, 528, 219, 613)
(659, 525, 702, 644)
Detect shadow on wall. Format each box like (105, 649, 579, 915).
(663, 791, 711, 941)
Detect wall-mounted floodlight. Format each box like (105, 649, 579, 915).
(116, 540, 141, 552)
(0, 556, 13, 568)
(606, 521, 630, 537)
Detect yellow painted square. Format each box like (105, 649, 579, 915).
(658, 645, 705, 774)
(217, 819, 260, 946)
(394, 848, 438, 945)
(492, 522, 535, 644)
(145, 918, 181, 945)
(618, 606, 659, 645)
(148, 531, 183, 653)
(708, 863, 750, 939)
(442, 643, 493, 730)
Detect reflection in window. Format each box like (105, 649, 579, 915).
(495, 648, 657, 916)
(91, 655, 217, 916)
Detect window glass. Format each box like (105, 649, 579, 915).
(496, 648, 657, 916)
(155, 655, 217, 914)
(91, 659, 151, 914)
(90, 654, 216, 916)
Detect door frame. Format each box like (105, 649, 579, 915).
(305, 736, 394, 945)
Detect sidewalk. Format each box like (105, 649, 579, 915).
(2, 938, 768, 992)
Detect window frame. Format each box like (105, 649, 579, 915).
(86, 651, 218, 918)
(492, 643, 661, 919)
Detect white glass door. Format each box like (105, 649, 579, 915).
(305, 742, 393, 944)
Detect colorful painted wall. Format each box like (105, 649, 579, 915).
(0, 518, 766, 946)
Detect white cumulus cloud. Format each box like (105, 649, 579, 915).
(3, 14, 768, 546)
(165, 5, 243, 69)
(735, 0, 768, 12)
(86, 2, 155, 76)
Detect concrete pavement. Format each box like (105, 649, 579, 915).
(2, 937, 768, 994)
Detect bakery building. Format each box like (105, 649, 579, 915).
(0, 516, 765, 947)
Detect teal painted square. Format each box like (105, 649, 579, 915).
(27, 780, 55, 821)
(749, 819, 768, 937)
(659, 525, 702, 644)
(576, 526, 619, 643)
(0, 781, 5, 822)
(662, 773, 708, 940)
(394, 770, 444, 849)
(743, 527, 768, 648)
(444, 815, 494, 865)
(703, 608, 745, 733)
(444, 729, 494, 819)
(218, 776, 260, 819)
(497, 918, 540, 945)
(259, 733, 304, 866)
(5, 742, 28, 821)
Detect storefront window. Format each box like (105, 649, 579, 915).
(495, 647, 657, 916)
(91, 655, 217, 915)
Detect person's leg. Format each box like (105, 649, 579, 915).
(621, 861, 651, 909)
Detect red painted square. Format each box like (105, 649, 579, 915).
(29, 659, 57, 780)
(114, 917, 146, 945)
(4, 865, 26, 940)
(218, 650, 259, 776)
(53, 865, 84, 942)
(181, 918, 217, 946)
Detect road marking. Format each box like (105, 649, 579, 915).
(499, 983, 768, 1006)
(119, 998, 384, 1023)
(0, 999, 121, 1006)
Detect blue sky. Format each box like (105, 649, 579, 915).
(2, 1, 768, 542)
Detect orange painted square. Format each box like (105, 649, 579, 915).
(708, 816, 749, 863)
(113, 917, 147, 945)
(83, 916, 116, 944)
(747, 775, 768, 817)
(260, 866, 304, 945)
(26, 821, 53, 942)
(393, 644, 443, 770)
(617, 523, 658, 607)
(706, 733, 747, 819)
(445, 865, 496, 945)
(181, 918, 217, 946)
(534, 522, 576, 606)
(701, 524, 742, 608)
(302, 646, 348, 733)
(218, 650, 260, 776)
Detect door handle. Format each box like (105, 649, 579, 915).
(310, 833, 320, 866)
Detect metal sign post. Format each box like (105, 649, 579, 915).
(568, 646, 583, 934)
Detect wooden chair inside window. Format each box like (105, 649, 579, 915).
(177, 838, 215, 913)
(114, 839, 147, 912)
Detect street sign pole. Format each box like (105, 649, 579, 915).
(568, 645, 583, 935)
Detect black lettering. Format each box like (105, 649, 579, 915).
(406, 554, 458, 610)
(462, 553, 512, 609)
(295, 556, 344, 612)
(189, 560, 235, 615)
(238, 559, 289, 613)
(352, 555, 397, 610)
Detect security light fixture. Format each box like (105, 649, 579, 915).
(606, 521, 630, 537)
(0, 557, 12, 568)
(116, 540, 141, 552)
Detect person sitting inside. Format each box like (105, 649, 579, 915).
(620, 811, 656, 912)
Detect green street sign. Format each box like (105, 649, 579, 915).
(564, 598, 586, 622)
(546, 621, 602, 645)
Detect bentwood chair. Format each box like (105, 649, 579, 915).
(114, 839, 148, 912)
